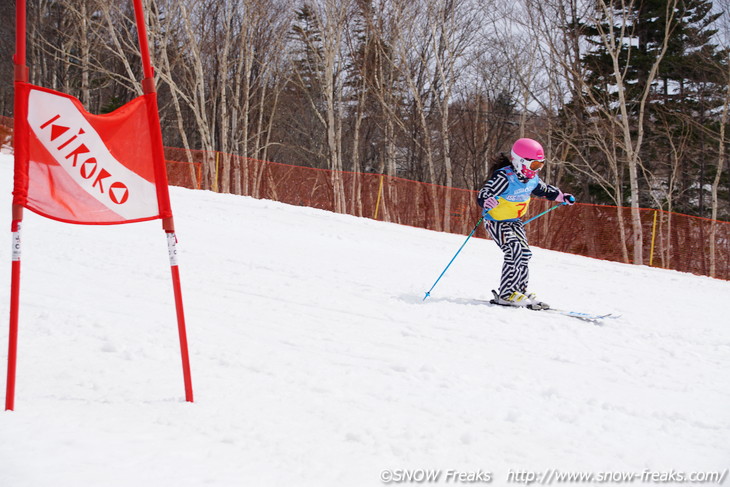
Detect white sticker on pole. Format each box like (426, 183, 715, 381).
(12, 222, 21, 261)
(167, 232, 179, 266)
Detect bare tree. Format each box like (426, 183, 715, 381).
(522, 0, 680, 264)
(710, 68, 729, 277)
(290, 0, 354, 213)
(147, 0, 198, 187)
(211, 0, 237, 193)
(236, 0, 292, 196)
(590, 0, 679, 264)
(426, 0, 479, 231)
(453, 0, 520, 190)
(177, 0, 217, 187)
(709, 0, 730, 277)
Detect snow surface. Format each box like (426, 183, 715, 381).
(0, 152, 728, 486)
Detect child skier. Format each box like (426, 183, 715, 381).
(476, 138, 575, 310)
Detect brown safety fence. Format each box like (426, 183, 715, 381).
(3, 116, 729, 280)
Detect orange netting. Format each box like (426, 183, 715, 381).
(163, 146, 730, 281)
(2, 118, 728, 280)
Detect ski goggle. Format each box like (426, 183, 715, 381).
(525, 159, 545, 171)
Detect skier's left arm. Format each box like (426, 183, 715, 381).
(532, 180, 576, 205)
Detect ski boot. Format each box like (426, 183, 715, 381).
(525, 292, 550, 310)
(491, 290, 549, 310)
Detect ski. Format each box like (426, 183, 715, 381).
(487, 298, 619, 324)
(540, 307, 619, 324)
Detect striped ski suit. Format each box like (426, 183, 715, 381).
(477, 166, 562, 299)
(486, 219, 533, 298)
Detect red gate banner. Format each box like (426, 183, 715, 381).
(13, 83, 167, 225)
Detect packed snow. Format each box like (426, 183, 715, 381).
(0, 152, 728, 486)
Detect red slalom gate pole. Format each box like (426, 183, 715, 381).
(6, 215, 23, 411)
(6, 0, 28, 411)
(133, 0, 193, 402)
(167, 233, 193, 402)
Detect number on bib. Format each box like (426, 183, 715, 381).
(516, 203, 528, 217)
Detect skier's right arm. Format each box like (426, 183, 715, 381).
(476, 172, 509, 208)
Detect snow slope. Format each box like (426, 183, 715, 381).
(0, 152, 728, 486)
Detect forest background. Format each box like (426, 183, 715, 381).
(1, 0, 729, 258)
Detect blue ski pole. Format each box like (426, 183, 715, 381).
(522, 201, 568, 225)
(423, 217, 484, 301)
(423, 202, 568, 301)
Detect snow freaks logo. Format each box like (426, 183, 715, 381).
(380, 469, 492, 484)
(27, 88, 159, 221)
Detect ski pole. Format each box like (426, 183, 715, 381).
(422, 202, 568, 301)
(523, 201, 567, 225)
(423, 217, 484, 301)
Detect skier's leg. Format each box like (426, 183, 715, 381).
(487, 221, 528, 299)
(511, 221, 532, 293)
(488, 220, 545, 308)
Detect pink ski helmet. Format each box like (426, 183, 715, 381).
(510, 138, 545, 179)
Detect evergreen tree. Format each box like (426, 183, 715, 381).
(289, 4, 324, 106)
(578, 0, 728, 216)
(651, 0, 727, 217)
(280, 4, 327, 168)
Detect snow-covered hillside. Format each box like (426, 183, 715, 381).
(1, 152, 728, 486)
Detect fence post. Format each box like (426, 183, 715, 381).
(373, 174, 385, 220)
(649, 209, 658, 267)
(213, 151, 220, 193)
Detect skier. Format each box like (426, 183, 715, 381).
(476, 138, 575, 309)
